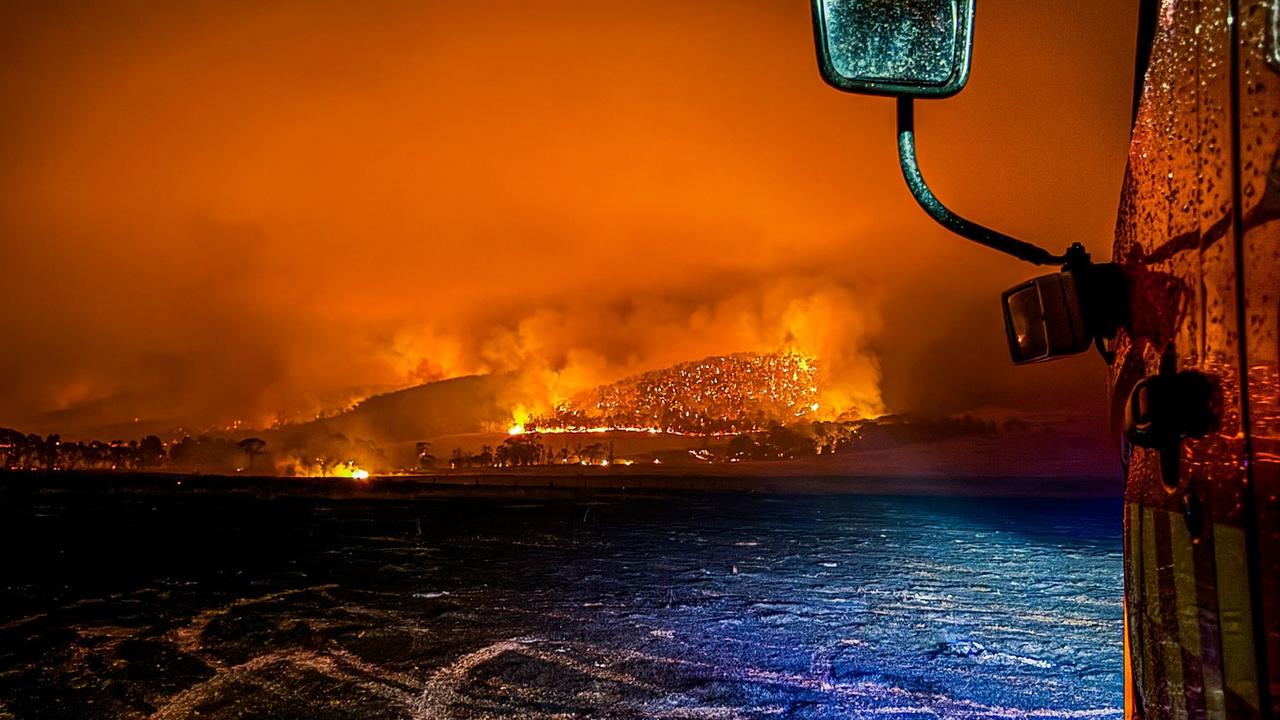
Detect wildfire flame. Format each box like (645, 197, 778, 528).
(508, 403, 533, 436)
(294, 461, 371, 480)
(519, 351, 840, 437)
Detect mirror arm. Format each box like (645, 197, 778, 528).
(896, 97, 1067, 267)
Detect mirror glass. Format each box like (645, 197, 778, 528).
(812, 0, 974, 98)
(1004, 285, 1050, 362)
(1001, 273, 1090, 365)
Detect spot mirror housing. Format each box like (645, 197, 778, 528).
(1001, 264, 1126, 365)
(1002, 273, 1088, 364)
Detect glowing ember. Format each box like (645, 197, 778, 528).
(528, 351, 825, 436)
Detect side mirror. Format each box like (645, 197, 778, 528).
(810, 2, 1127, 367)
(1001, 273, 1089, 364)
(809, 0, 1067, 268)
(811, 0, 975, 98)
(1001, 264, 1127, 364)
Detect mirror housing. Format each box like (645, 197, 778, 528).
(1001, 264, 1126, 365)
(811, 0, 975, 98)
(1001, 273, 1088, 364)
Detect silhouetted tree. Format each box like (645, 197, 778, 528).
(0, 428, 25, 469)
(496, 434, 546, 467)
(579, 442, 606, 465)
(139, 435, 166, 468)
(22, 434, 42, 469)
(236, 438, 267, 472)
(450, 447, 468, 469)
(416, 442, 436, 469)
(87, 440, 110, 469)
(59, 441, 85, 470)
(40, 434, 60, 470)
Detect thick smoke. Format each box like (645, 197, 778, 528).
(0, 0, 1134, 439)
(391, 277, 885, 424)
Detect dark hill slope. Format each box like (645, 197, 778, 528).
(268, 373, 512, 449)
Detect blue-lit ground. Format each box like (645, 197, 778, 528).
(0, 486, 1123, 718)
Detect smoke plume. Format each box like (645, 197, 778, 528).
(0, 0, 1134, 441)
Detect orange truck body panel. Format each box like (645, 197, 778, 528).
(1113, 0, 1279, 716)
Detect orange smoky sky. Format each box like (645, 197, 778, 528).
(0, 1, 1136, 435)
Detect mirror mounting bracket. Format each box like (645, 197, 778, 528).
(896, 97, 1078, 268)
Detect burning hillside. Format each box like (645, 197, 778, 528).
(525, 351, 830, 436)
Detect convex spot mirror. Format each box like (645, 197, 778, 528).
(1001, 265, 1126, 365)
(1002, 273, 1089, 364)
(812, 0, 975, 98)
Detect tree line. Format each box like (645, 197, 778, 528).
(444, 434, 614, 469)
(1, 428, 270, 473)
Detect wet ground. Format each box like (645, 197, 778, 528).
(0, 482, 1123, 719)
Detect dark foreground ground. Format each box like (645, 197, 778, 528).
(0, 477, 1123, 719)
